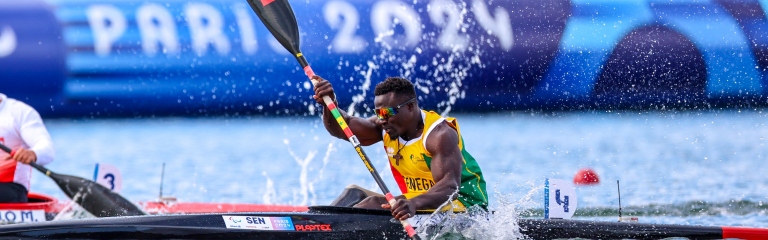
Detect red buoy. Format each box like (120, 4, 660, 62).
(574, 168, 600, 185)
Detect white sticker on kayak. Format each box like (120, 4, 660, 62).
(0, 209, 46, 223)
(222, 216, 294, 230)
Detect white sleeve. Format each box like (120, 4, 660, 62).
(18, 107, 55, 165)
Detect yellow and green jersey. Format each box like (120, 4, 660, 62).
(382, 110, 488, 210)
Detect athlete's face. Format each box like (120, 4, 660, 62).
(373, 93, 415, 139)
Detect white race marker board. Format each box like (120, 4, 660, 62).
(93, 163, 122, 193)
(544, 178, 577, 219)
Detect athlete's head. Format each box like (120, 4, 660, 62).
(373, 77, 419, 139)
(374, 77, 417, 100)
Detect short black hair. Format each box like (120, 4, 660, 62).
(374, 77, 416, 99)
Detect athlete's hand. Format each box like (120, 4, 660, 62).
(5, 148, 37, 164)
(354, 196, 388, 209)
(311, 75, 337, 106)
(383, 197, 416, 220)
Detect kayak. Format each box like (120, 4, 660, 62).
(1, 192, 306, 224)
(139, 198, 308, 214)
(0, 206, 766, 239)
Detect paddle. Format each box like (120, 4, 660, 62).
(245, 1, 420, 239)
(0, 143, 145, 217)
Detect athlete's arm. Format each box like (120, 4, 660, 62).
(13, 106, 55, 165)
(388, 122, 462, 220)
(312, 76, 383, 146)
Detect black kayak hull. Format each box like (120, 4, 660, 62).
(0, 207, 407, 239)
(0, 206, 763, 239)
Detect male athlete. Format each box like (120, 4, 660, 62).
(0, 93, 55, 202)
(313, 76, 487, 220)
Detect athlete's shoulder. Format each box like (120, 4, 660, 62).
(5, 98, 41, 120)
(423, 120, 459, 150)
(421, 109, 439, 117)
(430, 121, 458, 137)
(4, 96, 29, 108)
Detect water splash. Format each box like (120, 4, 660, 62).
(312, 142, 336, 188)
(307, 142, 336, 206)
(261, 171, 276, 204)
(53, 192, 97, 220)
(414, 180, 541, 239)
(341, 2, 484, 117)
(280, 139, 337, 206)
(284, 139, 317, 206)
(347, 61, 377, 116)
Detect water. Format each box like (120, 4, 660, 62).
(30, 109, 768, 231)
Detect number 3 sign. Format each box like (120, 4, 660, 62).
(93, 163, 123, 193)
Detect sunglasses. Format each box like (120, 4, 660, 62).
(374, 97, 416, 120)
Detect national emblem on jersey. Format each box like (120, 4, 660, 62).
(385, 146, 395, 158)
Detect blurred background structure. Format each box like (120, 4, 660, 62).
(3, 0, 768, 117)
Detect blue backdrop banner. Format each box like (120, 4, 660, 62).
(1, 0, 767, 117)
